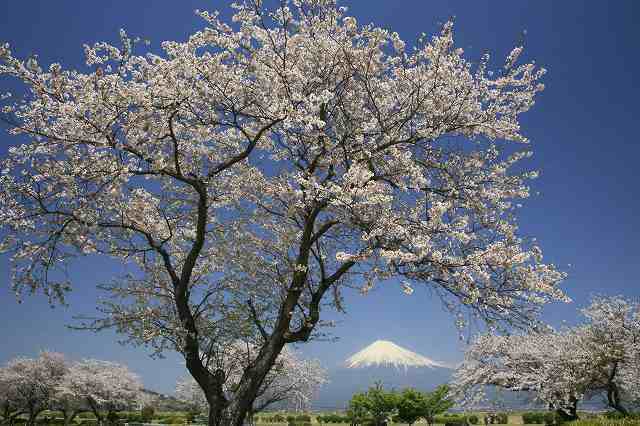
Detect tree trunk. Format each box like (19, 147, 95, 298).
(555, 397, 578, 422)
(60, 408, 82, 426)
(26, 409, 43, 426)
(207, 401, 228, 426)
(246, 406, 254, 426)
(87, 398, 104, 426)
(176, 180, 343, 426)
(607, 384, 628, 416)
(218, 338, 287, 426)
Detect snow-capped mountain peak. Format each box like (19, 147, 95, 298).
(345, 340, 448, 369)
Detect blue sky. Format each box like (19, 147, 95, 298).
(0, 1, 639, 395)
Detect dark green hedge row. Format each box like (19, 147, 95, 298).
(522, 411, 558, 424)
(315, 414, 350, 424)
(257, 414, 313, 424)
(603, 411, 640, 419)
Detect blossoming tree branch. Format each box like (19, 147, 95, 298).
(0, 0, 567, 425)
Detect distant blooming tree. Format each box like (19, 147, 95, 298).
(57, 359, 143, 425)
(53, 386, 88, 426)
(0, 369, 22, 425)
(0, 352, 67, 426)
(176, 343, 327, 417)
(0, 0, 566, 425)
(576, 296, 640, 414)
(451, 296, 640, 420)
(451, 330, 586, 421)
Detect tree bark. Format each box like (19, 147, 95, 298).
(224, 338, 287, 426)
(607, 384, 628, 416)
(26, 409, 43, 426)
(87, 398, 104, 426)
(208, 406, 226, 426)
(60, 409, 81, 426)
(555, 397, 578, 422)
(605, 362, 628, 416)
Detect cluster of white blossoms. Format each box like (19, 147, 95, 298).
(0, 0, 567, 424)
(451, 296, 640, 418)
(176, 342, 327, 413)
(0, 353, 142, 425)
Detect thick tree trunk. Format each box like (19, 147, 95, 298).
(208, 406, 226, 426)
(190, 362, 227, 426)
(225, 339, 288, 426)
(198, 337, 289, 426)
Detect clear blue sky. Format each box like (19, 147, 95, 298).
(1, 1, 639, 394)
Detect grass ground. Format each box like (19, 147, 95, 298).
(23, 410, 640, 425)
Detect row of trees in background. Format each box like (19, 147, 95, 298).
(452, 296, 640, 421)
(347, 383, 453, 426)
(0, 352, 142, 426)
(0, 345, 326, 426)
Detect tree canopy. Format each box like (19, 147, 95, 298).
(0, 0, 566, 425)
(396, 386, 453, 426)
(349, 383, 398, 426)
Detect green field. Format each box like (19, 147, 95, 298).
(10, 410, 640, 426)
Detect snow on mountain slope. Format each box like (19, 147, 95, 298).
(345, 340, 449, 369)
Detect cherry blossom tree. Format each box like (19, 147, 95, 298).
(451, 296, 640, 420)
(0, 372, 22, 425)
(0, 1, 567, 425)
(56, 359, 143, 425)
(577, 296, 640, 415)
(0, 352, 67, 426)
(52, 390, 88, 426)
(451, 330, 587, 421)
(176, 343, 327, 417)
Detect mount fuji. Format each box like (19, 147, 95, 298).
(345, 340, 449, 370)
(314, 340, 452, 410)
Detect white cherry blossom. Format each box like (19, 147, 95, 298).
(0, 1, 566, 425)
(57, 359, 143, 424)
